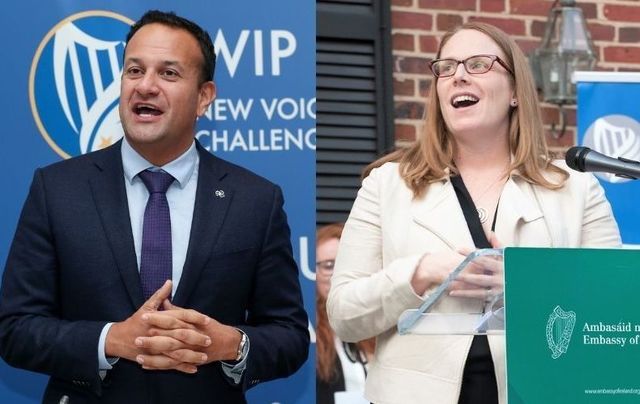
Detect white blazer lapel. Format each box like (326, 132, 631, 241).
(495, 177, 548, 246)
(410, 179, 475, 250)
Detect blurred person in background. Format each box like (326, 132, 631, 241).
(316, 223, 375, 404)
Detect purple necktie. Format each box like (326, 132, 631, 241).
(138, 170, 175, 300)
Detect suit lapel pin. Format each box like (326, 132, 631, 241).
(215, 189, 225, 198)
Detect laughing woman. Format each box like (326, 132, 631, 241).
(326, 22, 620, 404)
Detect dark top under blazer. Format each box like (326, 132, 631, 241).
(0, 140, 309, 404)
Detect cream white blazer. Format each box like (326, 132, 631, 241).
(327, 161, 621, 404)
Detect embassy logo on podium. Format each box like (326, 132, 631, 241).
(29, 11, 133, 159)
(546, 305, 576, 360)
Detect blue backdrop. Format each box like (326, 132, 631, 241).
(576, 73, 640, 246)
(0, 1, 315, 403)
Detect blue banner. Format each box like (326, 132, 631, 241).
(576, 72, 640, 245)
(0, 1, 315, 403)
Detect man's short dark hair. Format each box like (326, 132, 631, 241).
(125, 10, 216, 84)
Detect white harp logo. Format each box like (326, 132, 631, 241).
(53, 22, 125, 154)
(583, 115, 640, 184)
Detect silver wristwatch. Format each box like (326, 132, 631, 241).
(235, 330, 248, 362)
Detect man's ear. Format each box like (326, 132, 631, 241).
(197, 81, 216, 117)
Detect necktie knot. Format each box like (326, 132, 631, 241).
(139, 170, 175, 194)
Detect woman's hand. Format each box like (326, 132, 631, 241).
(410, 251, 467, 296)
(411, 234, 504, 300)
(449, 233, 504, 301)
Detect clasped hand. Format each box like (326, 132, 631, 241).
(447, 248, 503, 301)
(105, 280, 240, 374)
(412, 233, 503, 301)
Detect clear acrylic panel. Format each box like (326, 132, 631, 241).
(397, 248, 505, 335)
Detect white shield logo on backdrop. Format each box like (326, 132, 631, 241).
(582, 114, 640, 184)
(30, 11, 133, 158)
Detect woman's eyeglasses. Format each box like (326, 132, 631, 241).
(429, 54, 514, 78)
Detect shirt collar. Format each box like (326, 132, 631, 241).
(121, 137, 198, 189)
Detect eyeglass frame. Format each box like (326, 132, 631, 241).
(429, 54, 514, 78)
(316, 259, 335, 272)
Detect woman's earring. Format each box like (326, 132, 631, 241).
(510, 99, 518, 107)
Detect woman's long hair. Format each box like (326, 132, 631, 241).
(365, 22, 567, 196)
(316, 223, 375, 382)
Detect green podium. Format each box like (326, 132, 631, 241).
(505, 247, 640, 403)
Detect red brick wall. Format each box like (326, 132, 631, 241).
(391, 0, 640, 151)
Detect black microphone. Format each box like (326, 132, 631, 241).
(565, 146, 640, 180)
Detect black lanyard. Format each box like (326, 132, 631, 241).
(450, 175, 498, 249)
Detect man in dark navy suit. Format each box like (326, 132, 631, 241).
(0, 10, 308, 403)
